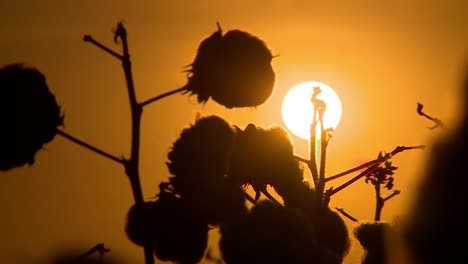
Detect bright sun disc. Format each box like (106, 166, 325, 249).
(282, 81, 342, 140)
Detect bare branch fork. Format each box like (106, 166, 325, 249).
(84, 22, 155, 264)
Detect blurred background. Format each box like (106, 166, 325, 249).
(1, 0, 467, 263)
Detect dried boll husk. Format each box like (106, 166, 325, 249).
(0, 63, 63, 171)
(183, 25, 276, 108)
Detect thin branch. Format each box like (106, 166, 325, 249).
(329, 145, 425, 196)
(57, 129, 124, 164)
(140, 87, 188, 107)
(417, 103, 444, 129)
(325, 159, 378, 182)
(261, 190, 282, 205)
(383, 190, 401, 202)
(113, 22, 154, 264)
(293, 155, 309, 164)
(243, 190, 257, 205)
(78, 243, 111, 259)
(83, 35, 123, 60)
(326, 145, 425, 183)
(335, 207, 358, 222)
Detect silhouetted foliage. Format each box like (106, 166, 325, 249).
(125, 195, 209, 264)
(364, 157, 397, 190)
(0, 63, 63, 171)
(183, 24, 276, 108)
(354, 221, 391, 264)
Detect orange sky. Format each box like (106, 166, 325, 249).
(1, 1, 467, 263)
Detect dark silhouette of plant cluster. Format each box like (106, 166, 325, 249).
(124, 115, 351, 263)
(2, 21, 446, 264)
(353, 222, 391, 264)
(0, 63, 63, 171)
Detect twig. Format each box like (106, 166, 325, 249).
(383, 190, 401, 202)
(335, 207, 358, 222)
(293, 155, 309, 164)
(261, 190, 282, 205)
(325, 159, 377, 182)
(140, 87, 188, 107)
(328, 145, 425, 197)
(83, 35, 123, 60)
(57, 129, 124, 164)
(417, 103, 444, 129)
(78, 243, 111, 260)
(243, 190, 257, 205)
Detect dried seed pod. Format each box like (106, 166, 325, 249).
(0, 63, 63, 171)
(183, 25, 276, 108)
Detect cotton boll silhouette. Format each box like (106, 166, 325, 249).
(219, 200, 339, 264)
(125, 197, 208, 264)
(183, 25, 223, 104)
(183, 25, 276, 108)
(312, 206, 351, 262)
(170, 175, 248, 225)
(354, 221, 392, 264)
(0, 63, 63, 171)
(279, 183, 351, 261)
(166, 115, 247, 225)
(229, 124, 304, 200)
(166, 115, 235, 196)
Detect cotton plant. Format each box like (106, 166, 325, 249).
(1, 21, 430, 264)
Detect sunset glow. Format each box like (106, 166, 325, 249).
(281, 81, 342, 139)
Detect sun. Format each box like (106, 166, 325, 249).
(281, 81, 342, 140)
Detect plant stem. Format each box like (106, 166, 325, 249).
(328, 145, 425, 197)
(374, 184, 383, 221)
(140, 87, 188, 107)
(113, 22, 154, 264)
(308, 120, 319, 189)
(317, 121, 328, 204)
(57, 129, 124, 164)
